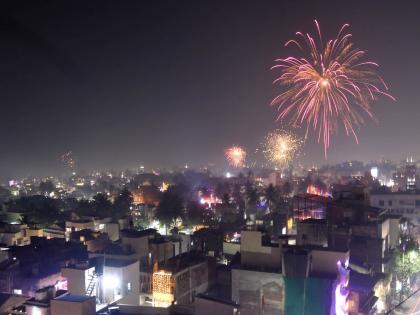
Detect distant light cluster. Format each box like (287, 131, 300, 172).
(61, 151, 75, 169)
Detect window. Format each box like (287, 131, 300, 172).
(379, 200, 384, 206)
(388, 200, 392, 206)
(415, 200, 420, 206)
(127, 282, 131, 293)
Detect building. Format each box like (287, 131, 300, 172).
(151, 252, 211, 307)
(370, 190, 420, 225)
(103, 259, 140, 305)
(195, 294, 239, 315)
(51, 294, 96, 315)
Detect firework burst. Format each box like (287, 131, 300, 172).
(271, 20, 394, 156)
(263, 130, 301, 168)
(225, 146, 247, 167)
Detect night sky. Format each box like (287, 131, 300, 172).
(1, 1, 419, 178)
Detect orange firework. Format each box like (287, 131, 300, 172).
(271, 20, 394, 156)
(225, 146, 246, 167)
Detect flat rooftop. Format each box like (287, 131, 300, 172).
(158, 251, 207, 273)
(105, 258, 138, 268)
(54, 294, 94, 303)
(196, 293, 239, 307)
(120, 228, 156, 238)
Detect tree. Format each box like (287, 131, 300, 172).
(215, 182, 230, 200)
(282, 181, 292, 196)
(395, 239, 420, 301)
(113, 188, 133, 220)
(155, 188, 184, 232)
(232, 183, 244, 209)
(185, 201, 204, 226)
(92, 193, 113, 217)
(0, 186, 11, 203)
(222, 193, 230, 206)
(9, 195, 61, 227)
(75, 199, 95, 217)
(39, 181, 55, 195)
(246, 181, 258, 205)
(265, 184, 277, 211)
(245, 181, 258, 218)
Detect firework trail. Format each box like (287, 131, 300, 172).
(271, 20, 395, 156)
(225, 146, 247, 168)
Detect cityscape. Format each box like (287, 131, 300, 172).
(1, 1, 420, 315)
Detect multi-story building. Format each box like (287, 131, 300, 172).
(151, 252, 211, 307)
(370, 190, 420, 225)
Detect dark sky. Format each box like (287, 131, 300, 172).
(1, 1, 419, 178)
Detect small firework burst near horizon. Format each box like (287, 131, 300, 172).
(271, 20, 395, 157)
(225, 145, 247, 168)
(263, 130, 301, 168)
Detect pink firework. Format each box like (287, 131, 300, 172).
(271, 20, 395, 156)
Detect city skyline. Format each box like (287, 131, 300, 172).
(2, 1, 419, 178)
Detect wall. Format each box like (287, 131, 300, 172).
(61, 268, 87, 295)
(370, 193, 420, 224)
(103, 261, 140, 305)
(122, 236, 150, 256)
(26, 304, 50, 315)
(388, 217, 400, 249)
(240, 231, 281, 268)
(223, 242, 240, 256)
(105, 223, 120, 241)
(50, 298, 95, 315)
(296, 222, 328, 246)
(195, 297, 238, 315)
(310, 250, 349, 274)
(231, 268, 284, 315)
(174, 261, 209, 305)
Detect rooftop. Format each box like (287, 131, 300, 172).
(120, 228, 156, 238)
(54, 293, 94, 303)
(158, 251, 207, 273)
(195, 293, 239, 307)
(105, 258, 138, 268)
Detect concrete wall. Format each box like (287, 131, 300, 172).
(388, 217, 400, 249)
(51, 298, 95, 315)
(104, 261, 140, 305)
(61, 267, 93, 296)
(174, 261, 209, 305)
(370, 193, 420, 224)
(26, 304, 50, 315)
(116, 304, 171, 315)
(105, 223, 120, 241)
(195, 296, 238, 315)
(122, 236, 150, 256)
(231, 268, 284, 315)
(223, 242, 240, 256)
(240, 231, 281, 268)
(310, 249, 349, 274)
(296, 222, 328, 246)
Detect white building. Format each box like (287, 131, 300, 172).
(370, 191, 420, 225)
